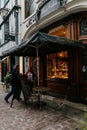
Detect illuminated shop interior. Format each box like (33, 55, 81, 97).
(47, 25, 68, 79)
(47, 51, 68, 79)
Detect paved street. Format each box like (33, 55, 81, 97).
(0, 84, 86, 130)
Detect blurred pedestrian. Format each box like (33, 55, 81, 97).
(4, 64, 21, 103)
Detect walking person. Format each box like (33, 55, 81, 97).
(4, 64, 21, 103)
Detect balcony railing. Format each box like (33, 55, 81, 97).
(26, 0, 67, 29)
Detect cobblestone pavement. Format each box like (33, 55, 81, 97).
(0, 85, 86, 130)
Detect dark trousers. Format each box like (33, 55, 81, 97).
(4, 86, 14, 100)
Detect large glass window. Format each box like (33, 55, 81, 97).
(82, 49, 87, 80)
(80, 19, 87, 36)
(47, 51, 68, 79)
(25, 0, 37, 19)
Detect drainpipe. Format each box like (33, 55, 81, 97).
(15, 0, 18, 44)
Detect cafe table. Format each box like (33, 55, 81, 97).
(33, 87, 50, 109)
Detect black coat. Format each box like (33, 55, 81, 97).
(11, 69, 21, 100)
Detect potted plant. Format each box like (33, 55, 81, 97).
(4, 73, 12, 91)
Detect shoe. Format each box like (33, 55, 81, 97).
(4, 98, 9, 103)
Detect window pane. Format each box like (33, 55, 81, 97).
(29, 0, 36, 15)
(25, 0, 29, 18)
(47, 51, 68, 79)
(82, 49, 87, 80)
(80, 19, 87, 36)
(25, 0, 37, 19)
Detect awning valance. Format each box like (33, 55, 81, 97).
(2, 31, 85, 57)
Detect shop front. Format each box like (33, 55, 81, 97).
(2, 31, 85, 102)
(45, 48, 82, 101)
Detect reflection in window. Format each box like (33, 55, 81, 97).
(4, 20, 9, 32)
(82, 49, 87, 80)
(80, 19, 87, 36)
(47, 51, 68, 79)
(25, 0, 29, 18)
(25, 0, 37, 19)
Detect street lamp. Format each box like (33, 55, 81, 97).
(0, 8, 9, 19)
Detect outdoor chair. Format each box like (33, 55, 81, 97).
(19, 75, 38, 106)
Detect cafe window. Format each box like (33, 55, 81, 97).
(47, 51, 68, 79)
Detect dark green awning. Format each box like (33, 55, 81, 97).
(2, 31, 85, 57)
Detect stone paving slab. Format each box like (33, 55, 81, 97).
(0, 84, 86, 130)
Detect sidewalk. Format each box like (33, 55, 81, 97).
(41, 94, 87, 123)
(0, 83, 87, 130)
(41, 94, 87, 112)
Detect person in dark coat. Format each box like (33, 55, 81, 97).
(4, 65, 21, 103)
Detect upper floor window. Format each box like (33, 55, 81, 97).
(4, 19, 9, 34)
(4, 19, 9, 41)
(4, 20, 15, 42)
(80, 19, 87, 36)
(25, 0, 37, 19)
(4, 0, 8, 5)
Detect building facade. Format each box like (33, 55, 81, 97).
(0, 0, 87, 102)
